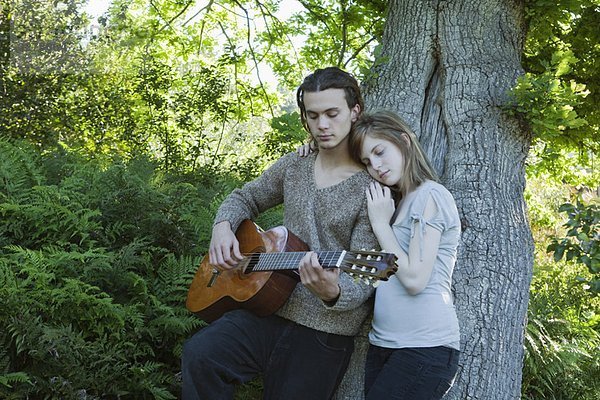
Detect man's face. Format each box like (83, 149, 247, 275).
(303, 88, 360, 151)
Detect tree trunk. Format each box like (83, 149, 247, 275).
(350, 1, 533, 399)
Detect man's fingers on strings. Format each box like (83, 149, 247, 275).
(217, 245, 238, 268)
(310, 251, 322, 268)
(232, 241, 243, 261)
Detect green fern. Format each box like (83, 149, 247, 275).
(0, 372, 31, 388)
(0, 333, 10, 374)
(0, 139, 44, 202)
(154, 255, 199, 303)
(0, 148, 270, 398)
(523, 260, 600, 400)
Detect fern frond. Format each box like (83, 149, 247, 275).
(0, 372, 31, 388)
(0, 259, 16, 289)
(0, 334, 10, 374)
(134, 360, 177, 400)
(154, 255, 199, 304)
(148, 386, 177, 400)
(0, 139, 44, 201)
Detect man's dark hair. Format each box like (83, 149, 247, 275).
(296, 67, 364, 133)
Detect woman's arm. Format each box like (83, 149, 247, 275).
(366, 183, 442, 295)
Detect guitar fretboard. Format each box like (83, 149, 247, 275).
(244, 251, 346, 272)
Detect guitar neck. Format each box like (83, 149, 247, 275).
(241, 251, 347, 272)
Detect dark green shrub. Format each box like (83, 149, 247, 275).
(522, 260, 600, 399)
(548, 200, 600, 294)
(0, 139, 251, 398)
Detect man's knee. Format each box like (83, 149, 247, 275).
(182, 331, 215, 371)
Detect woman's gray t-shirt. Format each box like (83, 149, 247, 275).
(369, 180, 461, 350)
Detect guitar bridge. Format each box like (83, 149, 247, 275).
(207, 268, 221, 287)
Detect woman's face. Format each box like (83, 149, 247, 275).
(360, 135, 405, 187)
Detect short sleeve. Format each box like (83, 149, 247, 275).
(408, 184, 459, 260)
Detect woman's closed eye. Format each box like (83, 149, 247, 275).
(362, 150, 384, 166)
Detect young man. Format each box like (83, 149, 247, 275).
(182, 67, 378, 399)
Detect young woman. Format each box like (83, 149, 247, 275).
(349, 110, 461, 400)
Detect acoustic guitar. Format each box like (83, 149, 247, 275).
(186, 220, 397, 322)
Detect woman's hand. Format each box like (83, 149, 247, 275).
(366, 182, 396, 229)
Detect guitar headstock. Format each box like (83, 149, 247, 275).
(340, 250, 398, 287)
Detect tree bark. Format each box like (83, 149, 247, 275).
(342, 1, 534, 399)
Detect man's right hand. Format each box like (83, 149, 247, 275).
(208, 221, 244, 269)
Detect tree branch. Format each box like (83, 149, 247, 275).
(232, 0, 275, 117)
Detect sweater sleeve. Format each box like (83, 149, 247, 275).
(214, 153, 292, 231)
(327, 190, 378, 311)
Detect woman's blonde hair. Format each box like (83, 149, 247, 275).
(349, 110, 439, 199)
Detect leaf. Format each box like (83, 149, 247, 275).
(553, 244, 566, 262)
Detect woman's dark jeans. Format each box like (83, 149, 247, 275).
(365, 344, 460, 400)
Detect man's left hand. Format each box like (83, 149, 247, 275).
(298, 251, 341, 302)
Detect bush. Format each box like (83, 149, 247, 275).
(548, 200, 600, 294)
(0, 139, 248, 398)
(522, 255, 600, 399)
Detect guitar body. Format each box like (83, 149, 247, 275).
(186, 220, 308, 322)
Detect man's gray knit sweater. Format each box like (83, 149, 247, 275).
(214, 151, 378, 336)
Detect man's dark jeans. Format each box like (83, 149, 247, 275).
(181, 309, 354, 400)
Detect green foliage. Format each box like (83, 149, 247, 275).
(0, 140, 44, 202)
(0, 138, 255, 398)
(508, 0, 600, 192)
(1, 0, 290, 174)
(519, 14, 600, 397)
(0, 0, 91, 147)
(524, 173, 569, 231)
(522, 259, 600, 399)
(523, 173, 600, 400)
(510, 49, 589, 142)
(258, 111, 307, 163)
(548, 200, 600, 294)
(1, 1, 598, 399)
(524, 0, 600, 140)
(234, 376, 264, 400)
(266, 0, 386, 88)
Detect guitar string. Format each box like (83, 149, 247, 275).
(247, 251, 343, 271)
(243, 252, 384, 276)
